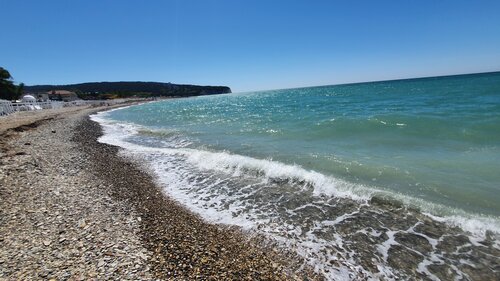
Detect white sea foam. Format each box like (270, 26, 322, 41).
(182, 148, 372, 201)
(423, 212, 500, 241)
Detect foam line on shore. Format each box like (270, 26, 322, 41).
(91, 109, 500, 280)
(90, 110, 500, 237)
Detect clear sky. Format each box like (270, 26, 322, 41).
(2, 0, 500, 92)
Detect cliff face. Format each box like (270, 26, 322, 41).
(25, 82, 232, 98)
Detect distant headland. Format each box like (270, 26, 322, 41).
(24, 81, 232, 100)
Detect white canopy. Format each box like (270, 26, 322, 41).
(22, 95, 36, 102)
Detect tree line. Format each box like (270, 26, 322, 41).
(1, 66, 232, 101)
(25, 81, 232, 99)
(0, 67, 24, 100)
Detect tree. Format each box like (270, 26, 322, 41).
(0, 67, 20, 100)
(16, 82, 25, 98)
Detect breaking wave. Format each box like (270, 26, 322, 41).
(91, 110, 500, 280)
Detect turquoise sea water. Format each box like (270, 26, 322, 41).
(110, 72, 500, 215)
(93, 72, 500, 280)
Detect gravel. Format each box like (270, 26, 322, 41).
(0, 107, 152, 280)
(0, 106, 320, 280)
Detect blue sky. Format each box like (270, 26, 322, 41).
(2, 0, 500, 92)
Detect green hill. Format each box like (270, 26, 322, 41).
(25, 81, 231, 99)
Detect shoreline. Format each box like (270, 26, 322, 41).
(0, 105, 319, 280)
(92, 104, 500, 280)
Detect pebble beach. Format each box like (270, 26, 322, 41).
(0, 105, 318, 280)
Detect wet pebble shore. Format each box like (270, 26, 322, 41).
(0, 107, 319, 280)
(0, 109, 152, 280)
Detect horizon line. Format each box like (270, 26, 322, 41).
(236, 70, 500, 94)
(23, 69, 500, 94)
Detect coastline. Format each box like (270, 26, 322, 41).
(89, 100, 500, 280)
(0, 105, 318, 280)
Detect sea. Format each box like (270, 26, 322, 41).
(91, 72, 500, 280)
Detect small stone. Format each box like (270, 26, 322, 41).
(43, 240, 51, 246)
(78, 219, 87, 228)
